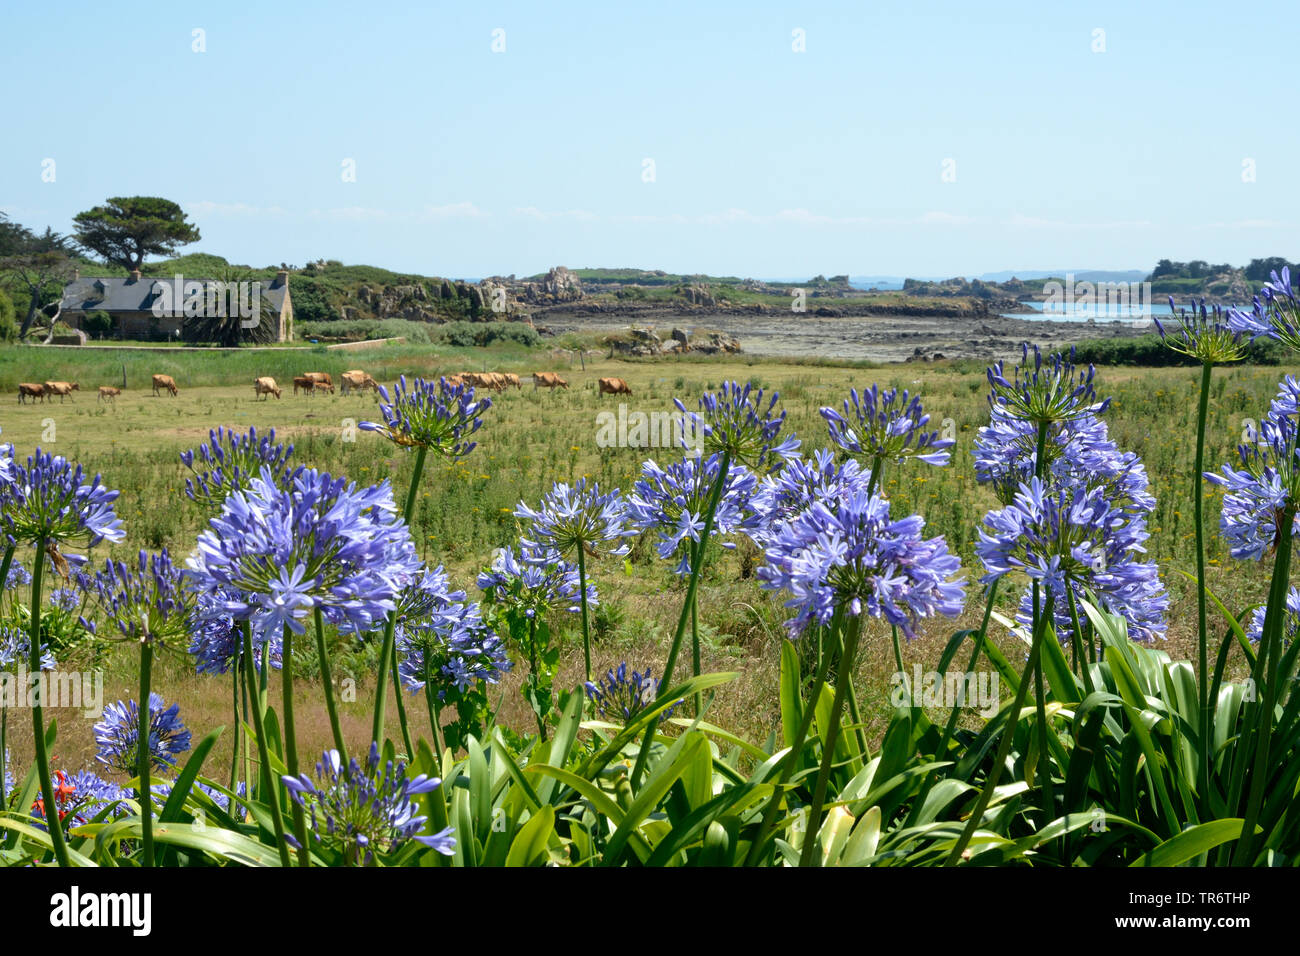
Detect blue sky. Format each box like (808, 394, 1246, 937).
(3, 0, 1293, 279)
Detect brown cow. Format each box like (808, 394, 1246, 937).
(152, 374, 179, 397)
(532, 372, 568, 391)
(43, 381, 79, 403)
(97, 386, 121, 404)
(443, 373, 468, 388)
(292, 375, 316, 396)
(18, 383, 46, 404)
(303, 372, 334, 393)
(254, 377, 282, 400)
(598, 377, 632, 397)
(340, 370, 380, 394)
(500, 373, 522, 390)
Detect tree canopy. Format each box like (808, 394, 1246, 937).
(72, 196, 201, 271)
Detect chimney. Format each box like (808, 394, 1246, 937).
(274, 269, 288, 288)
(129, 268, 142, 283)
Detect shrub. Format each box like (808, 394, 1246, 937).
(435, 321, 540, 348)
(82, 309, 114, 339)
(0, 288, 16, 342)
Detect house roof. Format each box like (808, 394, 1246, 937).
(61, 275, 288, 314)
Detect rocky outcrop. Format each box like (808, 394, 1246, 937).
(524, 266, 583, 305)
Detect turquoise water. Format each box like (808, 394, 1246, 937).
(1001, 300, 1181, 322)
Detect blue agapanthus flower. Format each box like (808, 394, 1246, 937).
(673, 380, 800, 471)
(396, 592, 511, 699)
(360, 375, 491, 458)
(1206, 375, 1300, 560)
(585, 662, 678, 723)
(181, 426, 296, 512)
(93, 548, 193, 647)
(758, 488, 966, 638)
(3, 563, 31, 591)
(1155, 297, 1248, 364)
(516, 478, 636, 560)
(48, 587, 81, 613)
(0, 623, 56, 670)
(186, 466, 421, 640)
(0, 450, 124, 548)
(93, 693, 192, 775)
(187, 590, 282, 675)
(282, 743, 455, 865)
(1245, 586, 1300, 645)
(747, 448, 874, 549)
(986, 344, 1109, 426)
(820, 385, 953, 468)
(977, 477, 1168, 643)
(477, 546, 591, 618)
(1225, 270, 1300, 352)
(627, 454, 762, 575)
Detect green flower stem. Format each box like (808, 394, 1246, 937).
(422, 649, 446, 762)
(577, 544, 592, 683)
(373, 443, 429, 746)
(1192, 360, 1213, 808)
(527, 617, 547, 741)
(27, 540, 69, 867)
(391, 649, 414, 757)
(1066, 589, 1096, 697)
(743, 620, 840, 866)
(281, 624, 310, 866)
(945, 591, 1055, 866)
(242, 624, 292, 867)
(691, 593, 701, 715)
(137, 637, 155, 866)
(314, 608, 347, 764)
(798, 612, 864, 867)
(0, 546, 13, 613)
(631, 447, 732, 790)
(1232, 505, 1294, 865)
(240, 659, 252, 813)
(228, 663, 240, 801)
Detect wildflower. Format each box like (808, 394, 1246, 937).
(748, 448, 874, 548)
(627, 454, 761, 574)
(1244, 587, 1300, 645)
(477, 546, 592, 618)
(92, 549, 192, 647)
(585, 663, 678, 723)
(0, 450, 124, 548)
(985, 344, 1108, 426)
(32, 769, 77, 827)
(515, 478, 636, 560)
(977, 477, 1169, 643)
(820, 385, 953, 468)
(0, 623, 56, 670)
(396, 595, 511, 699)
(48, 587, 80, 613)
(757, 488, 966, 638)
(281, 743, 455, 865)
(673, 381, 800, 471)
(3, 564, 31, 591)
(180, 426, 296, 512)
(1226, 271, 1300, 352)
(1156, 297, 1248, 363)
(187, 592, 282, 674)
(186, 467, 421, 640)
(93, 693, 192, 775)
(360, 375, 491, 458)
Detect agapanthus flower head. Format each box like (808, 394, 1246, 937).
(1226, 272, 1300, 353)
(673, 381, 800, 471)
(747, 448, 874, 549)
(477, 546, 591, 618)
(3, 563, 31, 592)
(986, 344, 1109, 426)
(758, 488, 966, 638)
(1206, 375, 1300, 560)
(396, 596, 511, 699)
(977, 477, 1168, 643)
(180, 426, 296, 512)
(93, 548, 192, 647)
(93, 693, 192, 775)
(585, 663, 678, 723)
(0, 450, 123, 548)
(187, 590, 282, 675)
(282, 742, 455, 865)
(1245, 586, 1300, 645)
(359, 375, 490, 459)
(626, 454, 761, 575)
(515, 478, 636, 560)
(60, 769, 126, 824)
(186, 466, 421, 640)
(974, 405, 1155, 510)
(820, 385, 953, 468)
(1155, 297, 1248, 364)
(0, 623, 56, 670)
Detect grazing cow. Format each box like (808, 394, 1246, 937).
(97, 386, 121, 404)
(443, 373, 467, 388)
(598, 377, 632, 397)
(43, 381, 79, 403)
(292, 375, 316, 396)
(532, 372, 569, 391)
(340, 370, 380, 394)
(500, 373, 522, 390)
(152, 374, 179, 397)
(303, 372, 334, 393)
(254, 377, 282, 400)
(18, 383, 46, 404)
